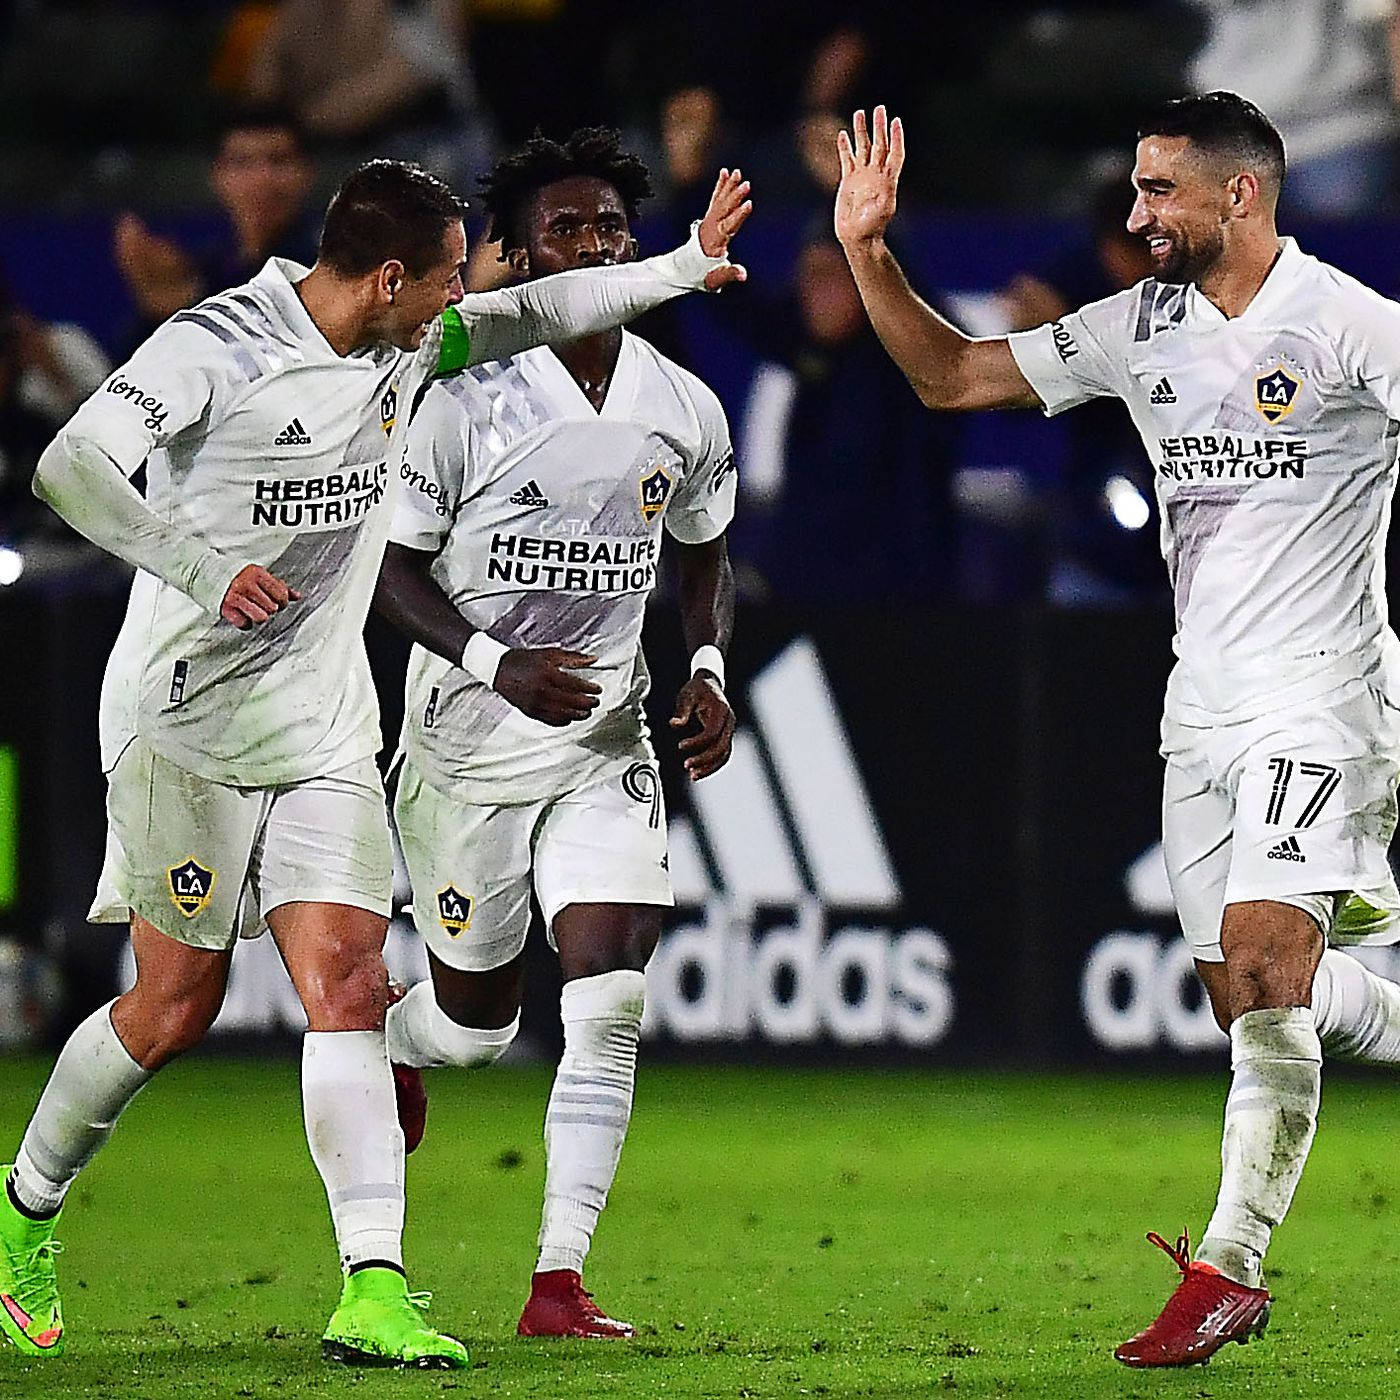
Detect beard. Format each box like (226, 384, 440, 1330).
(1152, 224, 1225, 285)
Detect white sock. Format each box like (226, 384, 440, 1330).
(536, 970, 645, 1276)
(1311, 948, 1400, 1063)
(9, 999, 150, 1216)
(386, 980, 519, 1069)
(301, 1030, 404, 1272)
(1197, 1007, 1321, 1288)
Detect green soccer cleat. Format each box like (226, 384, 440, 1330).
(0, 1168, 64, 1357)
(321, 1266, 468, 1369)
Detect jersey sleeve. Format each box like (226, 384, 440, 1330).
(390, 384, 470, 551)
(666, 382, 736, 544)
(60, 318, 228, 474)
(1006, 286, 1139, 416)
(1336, 281, 1400, 420)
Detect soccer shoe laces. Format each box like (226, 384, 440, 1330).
(8, 1238, 62, 1318)
(1145, 1228, 1192, 1276)
(406, 1290, 433, 1312)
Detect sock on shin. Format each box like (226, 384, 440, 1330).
(1310, 948, 1400, 1063)
(536, 970, 646, 1276)
(1196, 1007, 1321, 1288)
(301, 1030, 405, 1272)
(385, 980, 518, 1069)
(9, 999, 150, 1217)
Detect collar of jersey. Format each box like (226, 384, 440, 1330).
(532, 331, 641, 421)
(254, 256, 393, 364)
(1185, 237, 1306, 329)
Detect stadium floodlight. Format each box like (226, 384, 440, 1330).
(0, 547, 23, 585)
(1104, 475, 1150, 532)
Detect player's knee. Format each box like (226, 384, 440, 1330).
(424, 993, 519, 1068)
(121, 986, 221, 1068)
(301, 946, 388, 1029)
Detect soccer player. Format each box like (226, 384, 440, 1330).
(374, 128, 738, 1339)
(0, 157, 750, 1366)
(833, 97, 1400, 1366)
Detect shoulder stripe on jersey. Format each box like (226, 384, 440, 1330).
(199, 300, 289, 374)
(225, 291, 307, 360)
(170, 309, 267, 383)
(1133, 281, 1157, 342)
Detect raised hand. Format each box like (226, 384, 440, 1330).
(221, 564, 301, 628)
(494, 647, 602, 726)
(696, 167, 752, 290)
(669, 674, 735, 781)
(835, 106, 905, 249)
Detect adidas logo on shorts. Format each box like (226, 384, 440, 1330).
(1267, 835, 1306, 862)
(1149, 377, 1177, 405)
(274, 417, 311, 446)
(508, 479, 549, 508)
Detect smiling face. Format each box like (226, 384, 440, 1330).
(511, 175, 637, 280)
(1126, 135, 1237, 285)
(382, 218, 467, 350)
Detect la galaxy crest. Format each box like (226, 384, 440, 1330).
(380, 383, 399, 436)
(1255, 365, 1301, 424)
(168, 858, 216, 918)
(639, 465, 673, 522)
(437, 885, 474, 935)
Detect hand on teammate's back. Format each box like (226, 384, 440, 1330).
(696, 168, 753, 291)
(221, 564, 301, 629)
(494, 648, 603, 727)
(670, 675, 735, 781)
(834, 105, 905, 249)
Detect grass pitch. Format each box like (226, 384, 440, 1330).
(1, 1056, 1399, 1398)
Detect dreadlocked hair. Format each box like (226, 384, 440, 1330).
(477, 126, 653, 255)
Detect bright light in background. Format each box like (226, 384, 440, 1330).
(1104, 476, 1150, 532)
(0, 548, 22, 585)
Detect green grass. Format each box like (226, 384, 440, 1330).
(2, 1057, 1399, 1397)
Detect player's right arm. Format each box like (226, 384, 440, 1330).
(32, 321, 296, 628)
(376, 387, 601, 727)
(834, 107, 1041, 412)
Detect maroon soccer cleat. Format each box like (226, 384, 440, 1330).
(1115, 1229, 1271, 1367)
(517, 1270, 635, 1339)
(386, 982, 427, 1155)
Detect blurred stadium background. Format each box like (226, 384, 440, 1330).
(4, 1, 1400, 1394)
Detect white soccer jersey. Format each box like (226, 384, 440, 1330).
(390, 332, 735, 804)
(58, 238, 722, 787)
(1009, 239, 1400, 724)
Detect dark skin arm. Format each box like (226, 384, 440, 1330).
(374, 542, 601, 727)
(669, 535, 736, 780)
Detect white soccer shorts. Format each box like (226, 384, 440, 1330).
(393, 749, 673, 973)
(1162, 680, 1400, 962)
(90, 737, 393, 950)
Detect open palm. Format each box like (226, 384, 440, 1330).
(834, 106, 905, 247)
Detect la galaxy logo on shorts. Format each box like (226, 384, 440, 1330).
(437, 885, 474, 936)
(380, 383, 399, 436)
(639, 466, 673, 522)
(167, 858, 216, 918)
(1255, 365, 1301, 424)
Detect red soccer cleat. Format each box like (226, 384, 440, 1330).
(386, 982, 427, 1155)
(1115, 1229, 1271, 1367)
(517, 1270, 635, 1339)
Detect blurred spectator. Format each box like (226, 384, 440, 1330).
(0, 285, 109, 540)
(725, 229, 961, 604)
(240, 0, 490, 181)
(113, 107, 317, 349)
(1002, 171, 1160, 607)
(1188, 0, 1400, 218)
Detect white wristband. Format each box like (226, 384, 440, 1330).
(461, 631, 509, 688)
(690, 645, 726, 691)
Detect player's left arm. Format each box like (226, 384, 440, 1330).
(435, 169, 752, 372)
(670, 534, 736, 782)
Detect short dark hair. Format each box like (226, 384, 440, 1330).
(1138, 91, 1286, 187)
(478, 127, 652, 255)
(317, 160, 468, 278)
(215, 104, 305, 153)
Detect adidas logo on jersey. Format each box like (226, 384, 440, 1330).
(1267, 835, 1305, 862)
(508, 479, 549, 508)
(274, 418, 311, 446)
(1149, 377, 1177, 405)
